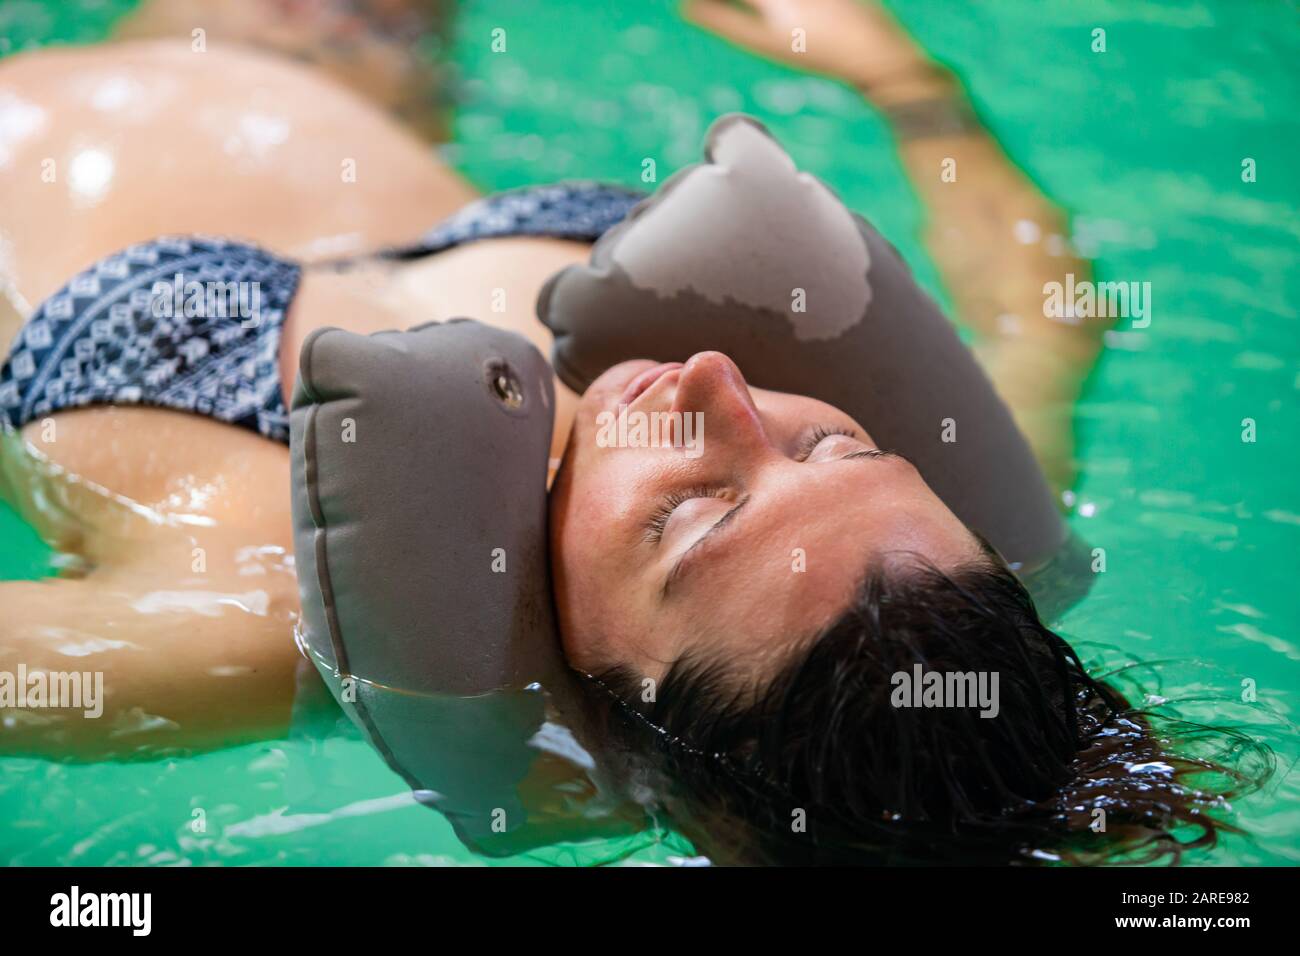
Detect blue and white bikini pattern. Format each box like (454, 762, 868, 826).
(396, 181, 647, 256)
(0, 236, 300, 442)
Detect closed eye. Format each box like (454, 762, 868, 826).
(660, 494, 750, 598)
(644, 484, 727, 544)
(795, 423, 858, 461)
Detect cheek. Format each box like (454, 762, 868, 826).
(551, 526, 636, 674)
(550, 509, 606, 668)
(549, 455, 631, 662)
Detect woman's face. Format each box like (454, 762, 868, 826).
(549, 352, 981, 682)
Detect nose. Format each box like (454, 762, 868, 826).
(669, 351, 769, 450)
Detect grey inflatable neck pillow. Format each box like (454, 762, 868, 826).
(290, 320, 636, 856)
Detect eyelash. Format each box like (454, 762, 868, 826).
(644, 424, 857, 543)
(796, 423, 858, 461)
(645, 484, 725, 543)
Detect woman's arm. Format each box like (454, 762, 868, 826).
(686, 0, 1106, 494)
(0, 411, 301, 758)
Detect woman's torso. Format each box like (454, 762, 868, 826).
(0, 40, 600, 478)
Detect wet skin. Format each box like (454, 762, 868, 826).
(0, 41, 589, 753)
(549, 352, 982, 683)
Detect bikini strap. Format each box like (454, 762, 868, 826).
(377, 181, 647, 261)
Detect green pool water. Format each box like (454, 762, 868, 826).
(0, 0, 1296, 865)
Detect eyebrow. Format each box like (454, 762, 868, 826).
(661, 494, 751, 599)
(658, 449, 906, 600)
(841, 448, 903, 463)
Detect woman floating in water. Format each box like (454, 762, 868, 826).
(0, 0, 1259, 863)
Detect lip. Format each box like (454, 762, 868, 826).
(617, 362, 683, 409)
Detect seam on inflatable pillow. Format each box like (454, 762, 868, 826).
(296, 330, 350, 675)
(302, 402, 350, 678)
(298, 331, 407, 777)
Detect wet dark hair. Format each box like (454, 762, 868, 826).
(592, 550, 1266, 865)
